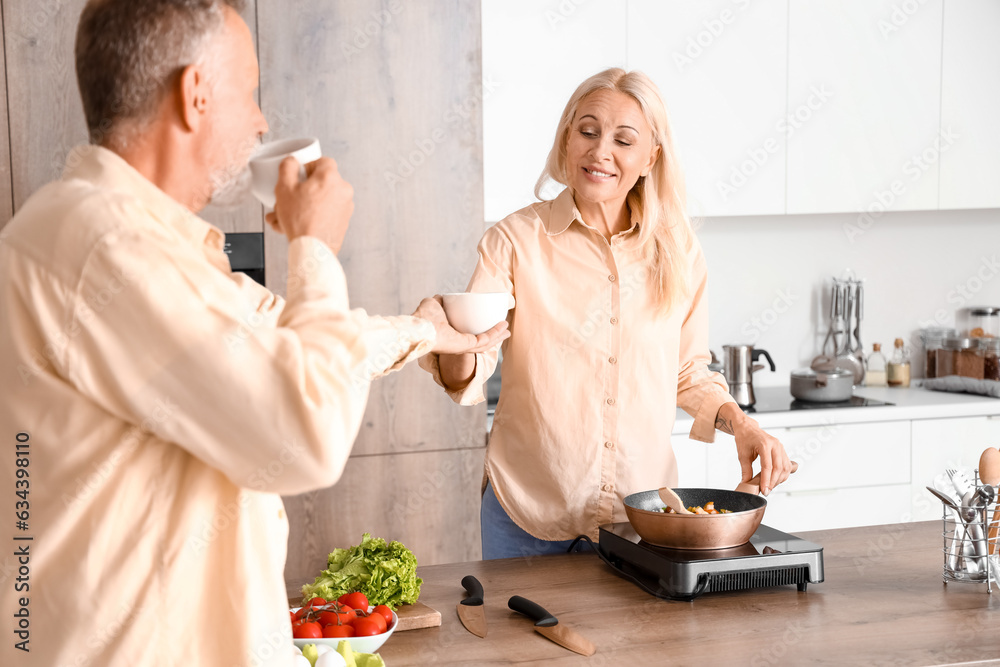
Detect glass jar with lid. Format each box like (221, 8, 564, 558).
(964, 306, 1000, 338)
(920, 327, 957, 379)
(982, 338, 1000, 382)
(940, 337, 985, 379)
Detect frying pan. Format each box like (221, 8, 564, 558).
(623, 463, 797, 550)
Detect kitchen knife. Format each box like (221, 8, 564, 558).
(508, 595, 596, 657)
(456, 575, 487, 638)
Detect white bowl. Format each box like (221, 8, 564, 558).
(441, 292, 513, 334)
(249, 137, 322, 209)
(290, 607, 397, 654)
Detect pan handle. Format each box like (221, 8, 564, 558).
(735, 461, 799, 495)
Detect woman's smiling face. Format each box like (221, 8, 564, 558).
(564, 89, 659, 212)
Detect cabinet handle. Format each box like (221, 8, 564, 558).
(779, 488, 836, 497)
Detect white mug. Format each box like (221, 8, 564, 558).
(249, 137, 322, 209)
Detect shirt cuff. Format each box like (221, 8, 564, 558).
(354, 315, 437, 381)
(286, 237, 348, 307)
(687, 389, 738, 443)
(417, 351, 488, 406)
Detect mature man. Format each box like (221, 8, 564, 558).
(0, 1, 505, 664)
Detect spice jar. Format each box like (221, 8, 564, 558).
(983, 338, 1000, 382)
(964, 306, 1000, 338)
(920, 327, 957, 379)
(942, 337, 984, 379)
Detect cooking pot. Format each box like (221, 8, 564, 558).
(790, 367, 854, 402)
(623, 488, 766, 550)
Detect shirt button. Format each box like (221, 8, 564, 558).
(605, 441, 615, 450)
(606, 397, 615, 406)
(609, 356, 617, 364)
(609, 275, 616, 282)
(610, 317, 618, 325)
(278, 508, 285, 519)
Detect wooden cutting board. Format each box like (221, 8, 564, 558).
(393, 601, 441, 632)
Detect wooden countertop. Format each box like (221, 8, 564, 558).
(289, 522, 1000, 666)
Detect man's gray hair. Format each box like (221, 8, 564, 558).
(75, 0, 246, 149)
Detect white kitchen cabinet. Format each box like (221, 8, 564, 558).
(699, 421, 911, 530)
(671, 434, 708, 488)
(910, 415, 1000, 521)
(939, 0, 1000, 209)
(481, 0, 628, 222)
(627, 1, 788, 217)
(785, 0, 943, 214)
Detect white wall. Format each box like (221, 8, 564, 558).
(696, 207, 1000, 385)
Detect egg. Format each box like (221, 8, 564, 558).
(293, 655, 312, 667)
(980, 447, 1000, 486)
(315, 650, 348, 667)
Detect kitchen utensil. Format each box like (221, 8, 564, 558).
(456, 575, 487, 638)
(790, 367, 854, 402)
(811, 283, 839, 368)
(623, 488, 767, 549)
(657, 487, 693, 514)
(735, 461, 799, 495)
(722, 344, 775, 407)
(927, 485, 968, 573)
(507, 596, 596, 657)
(970, 485, 995, 561)
(978, 447, 1000, 555)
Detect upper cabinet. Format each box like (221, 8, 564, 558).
(786, 0, 943, 214)
(939, 0, 1000, 210)
(481, 0, 628, 222)
(628, 0, 788, 218)
(482, 1, 998, 219)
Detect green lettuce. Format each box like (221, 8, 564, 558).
(301, 533, 421, 610)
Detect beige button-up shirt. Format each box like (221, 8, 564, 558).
(0, 146, 434, 666)
(422, 189, 734, 541)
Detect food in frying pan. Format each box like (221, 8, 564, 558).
(661, 501, 732, 515)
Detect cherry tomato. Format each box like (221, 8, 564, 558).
(294, 607, 313, 621)
(373, 605, 393, 628)
(292, 621, 323, 639)
(365, 610, 387, 634)
(305, 597, 327, 608)
(352, 617, 382, 637)
(289, 611, 297, 624)
(338, 592, 369, 610)
(323, 624, 356, 638)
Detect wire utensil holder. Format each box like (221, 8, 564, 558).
(941, 469, 998, 592)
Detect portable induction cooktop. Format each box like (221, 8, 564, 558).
(596, 522, 824, 601)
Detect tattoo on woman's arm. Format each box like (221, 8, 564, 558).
(715, 415, 735, 435)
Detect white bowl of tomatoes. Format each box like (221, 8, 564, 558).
(291, 592, 397, 654)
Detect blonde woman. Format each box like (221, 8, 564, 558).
(421, 68, 792, 559)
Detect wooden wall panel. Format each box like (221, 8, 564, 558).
(0, 7, 12, 230)
(4, 0, 89, 209)
(257, 0, 488, 458)
(259, 0, 489, 569)
(3, 0, 260, 234)
(284, 447, 485, 585)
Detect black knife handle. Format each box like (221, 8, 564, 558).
(508, 595, 557, 627)
(460, 575, 484, 606)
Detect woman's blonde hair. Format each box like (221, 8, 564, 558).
(535, 68, 694, 315)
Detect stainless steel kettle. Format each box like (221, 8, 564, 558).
(721, 344, 776, 408)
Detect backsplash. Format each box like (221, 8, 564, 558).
(696, 207, 1000, 386)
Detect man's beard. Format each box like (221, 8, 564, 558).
(208, 136, 259, 209)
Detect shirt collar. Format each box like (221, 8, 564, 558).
(544, 187, 641, 238)
(62, 145, 227, 252)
